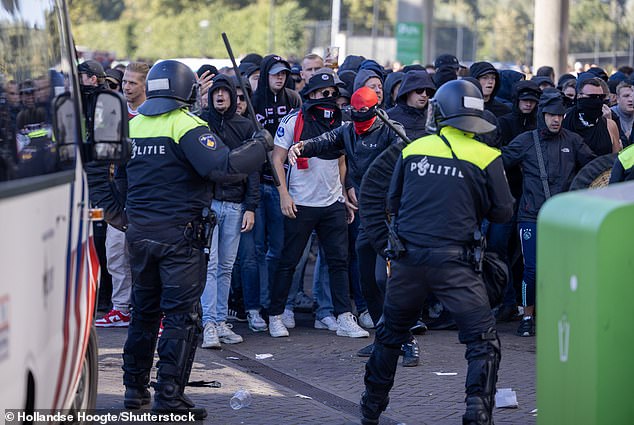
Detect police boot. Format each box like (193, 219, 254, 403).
(361, 342, 401, 423)
(462, 328, 500, 425)
(123, 371, 151, 410)
(401, 335, 420, 367)
(151, 379, 207, 420)
(152, 313, 206, 419)
(122, 313, 160, 410)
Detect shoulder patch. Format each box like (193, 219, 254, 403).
(277, 126, 285, 137)
(199, 133, 217, 150)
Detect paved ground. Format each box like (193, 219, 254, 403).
(96, 313, 536, 425)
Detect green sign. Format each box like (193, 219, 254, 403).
(396, 22, 423, 65)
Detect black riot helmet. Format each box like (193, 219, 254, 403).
(426, 79, 496, 134)
(138, 60, 198, 116)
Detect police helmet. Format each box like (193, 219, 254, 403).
(138, 60, 197, 116)
(427, 79, 496, 134)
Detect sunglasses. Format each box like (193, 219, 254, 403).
(414, 88, 431, 95)
(237, 94, 246, 102)
(319, 89, 339, 98)
(108, 82, 120, 90)
(580, 93, 605, 100)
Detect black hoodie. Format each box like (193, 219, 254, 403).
(387, 70, 436, 140)
(498, 80, 540, 145)
(502, 91, 595, 222)
(252, 55, 302, 136)
(202, 75, 260, 211)
(469, 62, 511, 117)
(252, 55, 302, 183)
(497, 80, 541, 199)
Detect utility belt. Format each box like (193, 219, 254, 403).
(184, 207, 217, 260)
(385, 224, 484, 273)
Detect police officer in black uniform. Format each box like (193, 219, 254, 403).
(360, 80, 514, 425)
(120, 60, 272, 418)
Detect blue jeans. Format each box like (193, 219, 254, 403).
(201, 200, 243, 325)
(518, 221, 537, 308)
(237, 228, 260, 312)
(287, 233, 314, 309)
(254, 183, 285, 310)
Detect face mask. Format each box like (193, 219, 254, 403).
(350, 108, 376, 122)
(577, 97, 604, 123)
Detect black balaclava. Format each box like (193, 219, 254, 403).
(576, 96, 604, 125)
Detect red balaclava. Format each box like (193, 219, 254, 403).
(350, 86, 378, 135)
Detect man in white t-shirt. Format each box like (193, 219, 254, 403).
(268, 73, 369, 339)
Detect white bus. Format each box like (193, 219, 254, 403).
(0, 0, 128, 420)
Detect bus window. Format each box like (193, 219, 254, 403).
(0, 0, 79, 183)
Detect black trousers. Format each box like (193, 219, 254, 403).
(362, 246, 499, 420)
(269, 201, 350, 317)
(355, 228, 386, 325)
(123, 224, 206, 390)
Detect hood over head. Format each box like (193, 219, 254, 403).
(339, 55, 366, 73)
(256, 54, 292, 95)
(433, 66, 458, 88)
(209, 73, 238, 118)
(353, 69, 381, 93)
(359, 59, 384, 80)
(396, 70, 435, 103)
(383, 71, 404, 108)
(497, 70, 525, 103)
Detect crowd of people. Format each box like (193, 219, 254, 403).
(84, 50, 634, 422)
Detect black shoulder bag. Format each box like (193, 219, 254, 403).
(438, 133, 509, 307)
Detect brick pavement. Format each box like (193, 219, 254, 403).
(96, 314, 536, 425)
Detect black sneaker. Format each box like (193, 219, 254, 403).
(357, 343, 374, 357)
(401, 338, 420, 367)
(227, 308, 248, 322)
(516, 317, 535, 337)
(410, 320, 428, 335)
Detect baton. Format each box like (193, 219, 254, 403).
(374, 108, 412, 144)
(222, 32, 281, 187)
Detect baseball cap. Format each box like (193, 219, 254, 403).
(269, 62, 291, 75)
(78, 60, 106, 78)
(434, 54, 464, 70)
(105, 69, 123, 86)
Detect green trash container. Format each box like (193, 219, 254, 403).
(537, 183, 634, 425)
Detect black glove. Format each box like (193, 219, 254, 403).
(252, 129, 274, 152)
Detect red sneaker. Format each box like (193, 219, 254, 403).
(95, 309, 131, 328)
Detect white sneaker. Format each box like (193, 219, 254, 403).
(281, 308, 296, 329)
(314, 315, 338, 331)
(336, 312, 370, 338)
(247, 310, 268, 332)
(216, 321, 243, 344)
(269, 314, 289, 338)
(358, 310, 375, 329)
(201, 322, 221, 349)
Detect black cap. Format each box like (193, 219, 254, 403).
(290, 64, 302, 75)
(19, 79, 36, 94)
(78, 60, 105, 78)
(105, 68, 123, 85)
(434, 54, 463, 70)
(303, 73, 339, 96)
(539, 88, 566, 115)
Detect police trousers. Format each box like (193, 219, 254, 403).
(122, 224, 207, 390)
(362, 246, 500, 421)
